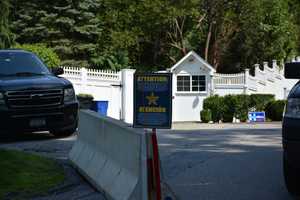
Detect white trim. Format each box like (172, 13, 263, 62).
(170, 51, 216, 74)
(175, 91, 208, 95)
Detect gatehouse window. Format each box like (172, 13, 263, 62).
(177, 76, 190, 91)
(177, 75, 206, 92)
(192, 76, 206, 91)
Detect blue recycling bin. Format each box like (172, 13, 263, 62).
(91, 101, 109, 116)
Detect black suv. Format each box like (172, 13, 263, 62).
(283, 62, 300, 196)
(0, 50, 78, 136)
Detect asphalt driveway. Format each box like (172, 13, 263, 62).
(157, 122, 292, 200)
(0, 122, 294, 200)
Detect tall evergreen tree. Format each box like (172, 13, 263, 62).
(9, 0, 300, 71)
(11, 0, 103, 66)
(0, 0, 12, 49)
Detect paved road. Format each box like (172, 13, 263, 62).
(157, 123, 293, 200)
(0, 123, 294, 200)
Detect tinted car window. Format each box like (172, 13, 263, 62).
(0, 52, 51, 75)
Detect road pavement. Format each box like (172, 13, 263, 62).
(0, 123, 294, 200)
(157, 123, 292, 200)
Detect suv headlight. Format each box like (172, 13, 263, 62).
(0, 93, 5, 105)
(284, 98, 300, 119)
(64, 88, 76, 103)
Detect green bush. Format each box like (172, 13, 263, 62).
(77, 93, 94, 109)
(203, 95, 224, 122)
(250, 94, 275, 111)
(223, 95, 237, 122)
(14, 43, 61, 67)
(234, 94, 251, 122)
(265, 100, 286, 121)
(201, 109, 212, 123)
(202, 94, 284, 123)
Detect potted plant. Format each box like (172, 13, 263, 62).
(77, 93, 94, 109)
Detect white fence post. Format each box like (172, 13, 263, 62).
(263, 62, 268, 70)
(254, 64, 260, 76)
(81, 67, 88, 92)
(244, 69, 250, 94)
(121, 69, 135, 124)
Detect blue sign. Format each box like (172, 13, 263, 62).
(133, 73, 172, 129)
(248, 112, 266, 122)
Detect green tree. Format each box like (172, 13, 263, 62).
(11, 0, 103, 66)
(0, 0, 13, 48)
(14, 44, 61, 67)
(218, 0, 299, 73)
(9, 0, 300, 71)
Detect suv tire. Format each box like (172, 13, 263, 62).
(50, 127, 76, 137)
(283, 153, 300, 196)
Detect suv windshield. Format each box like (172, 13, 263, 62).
(0, 52, 51, 76)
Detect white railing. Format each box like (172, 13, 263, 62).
(62, 67, 121, 83)
(62, 67, 82, 82)
(214, 73, 245, 85)
(213, 58, 299, 99)
(87, 68, 121, 81)
(255, 66, 266, 85)
(265, 66, 274, 82)
(247, 75, 257, 91)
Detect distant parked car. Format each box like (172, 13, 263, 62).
(282, 62, 300, 195)
(0, 49, 78, 136)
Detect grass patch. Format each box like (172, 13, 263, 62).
(0, 149, 65, 200)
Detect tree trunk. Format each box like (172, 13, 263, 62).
(205, 22, 213, 61)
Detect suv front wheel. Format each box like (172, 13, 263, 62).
(283, 153, 300, 196)
(50, 127, 76, 137)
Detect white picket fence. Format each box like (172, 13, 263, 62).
(213, 59, 299, 99)
(62, 67, 134, 121)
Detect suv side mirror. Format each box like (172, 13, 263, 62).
(285, 62, 300, 79)
(52, 67, 64, 76)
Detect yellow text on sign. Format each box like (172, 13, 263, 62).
(139, 107, 166, 113)
(137, 76, 168, 82)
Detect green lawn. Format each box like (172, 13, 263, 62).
(0, 149, 65, 200)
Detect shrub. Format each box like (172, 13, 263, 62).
(265, 100, 286, 121)
(14, 43, 61, 67)
(234, 94, 251, 122)
(201, 109, 212, 123)
(223, 95, 237, 122)
(203, 95, 224, 122)
(202, 94, 283, 123)
(250, 94, 275, 111)
(77, 93, 94, 109)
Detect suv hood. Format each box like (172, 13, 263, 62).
(0, 75, 72, 91)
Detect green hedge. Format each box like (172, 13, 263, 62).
(265, 100, 286, 121)
(202, 94, 284, 123)
(250, 94, 275, 111)
(203, 95, 224, 122)
(200, 109, 212, 123)
(14, 43, 61, 68)
(223, 95, 237, 122)
(234, 94, 251, 122)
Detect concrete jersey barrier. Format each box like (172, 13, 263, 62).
(69, 110, 148, 200)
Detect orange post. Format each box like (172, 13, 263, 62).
(151, 128, 162, 200)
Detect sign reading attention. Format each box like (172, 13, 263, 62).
(133, 73, 172, 129)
